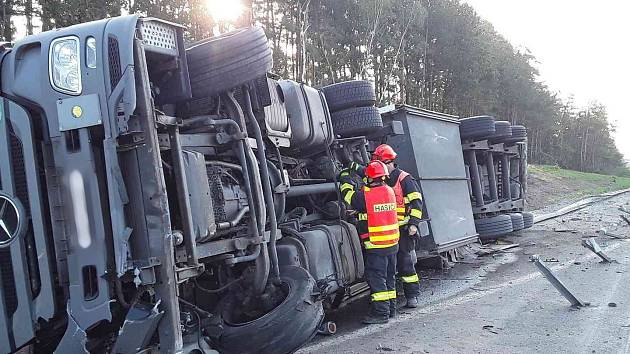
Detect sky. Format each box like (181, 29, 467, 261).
(463, 0, 630, 161)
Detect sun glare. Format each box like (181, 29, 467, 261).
(205, 0, 245, 22)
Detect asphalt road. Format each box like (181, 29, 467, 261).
(299, 192, 630, 354)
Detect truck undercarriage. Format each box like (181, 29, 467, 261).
(0, 15, 528, 354)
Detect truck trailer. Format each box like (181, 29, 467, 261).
(0, 15, 528, 354)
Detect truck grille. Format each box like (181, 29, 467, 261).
(108, 37, 122, 89)
(0, 249, 17, 315)
(0, 129, 26, 317)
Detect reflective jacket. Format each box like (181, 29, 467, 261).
(389, 169, 423, 226)
(362, 185, 400, 249)
(348, 163, 424, 227)
(339, 169, 399, 254)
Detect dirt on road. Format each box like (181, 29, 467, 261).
(299, 192, 630, 354)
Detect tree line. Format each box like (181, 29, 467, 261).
(1, 0, 627, 175)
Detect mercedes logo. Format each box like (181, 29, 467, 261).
(0, 192, 25, 247)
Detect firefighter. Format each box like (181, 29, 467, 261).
(370, 144, 424, 308)
(339, 160, 400, 324)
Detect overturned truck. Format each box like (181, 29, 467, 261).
(0, 15, 519, 354)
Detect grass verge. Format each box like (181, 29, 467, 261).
(529, 165, 630, 195)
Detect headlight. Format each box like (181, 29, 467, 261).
(86, 37, 97, 69)
(49, 36, 82, 95)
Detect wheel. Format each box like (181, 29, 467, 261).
(499, 125, 527, 144)
(459, 116, 496, 140)
(216, 266, 324, 354)
(509, 213, 525, 231)
(522, 212, 534, 229)
(186, 27, 273, 98)
(488, 121, 512, 142)
(474, 215, 513, 240)
(511, 125, 527, 138)
(320, 80, 377, 112)
(331, 106, 383, 137)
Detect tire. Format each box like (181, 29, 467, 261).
(459, 116, 496, 140)
(488, 121, 513, 142)
(511, 125, 527, 138)
(331, 106, 383, 137)
(509, 213, 525, 231)
(499, 125, 527, 144)
(320, 80, 377, 112)
(186, 27, 273, 98)
(475, 215, 513, 240)
(217, 266, 324, 354)
(522, 212, 534, 229)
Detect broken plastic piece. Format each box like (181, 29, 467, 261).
(530, 255, 588, 308)
(581, 238, 615, 263)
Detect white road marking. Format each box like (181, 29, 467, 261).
(300, 241, 625, 353)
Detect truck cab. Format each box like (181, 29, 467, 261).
(0, 15, 370, 353)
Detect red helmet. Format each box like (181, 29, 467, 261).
(365, 161, 389, 179)
(372, 144, 397, 161)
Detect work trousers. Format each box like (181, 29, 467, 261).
(364, 251, 397, 317)
(397, 229, 420, 298)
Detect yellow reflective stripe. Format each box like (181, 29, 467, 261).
(340, 183, 354, 192)
(398, 219, 409, 226)
(397, 215, 406, 220)
(343, 191, 355, 205)
(409, 209, 423, 219)
(340, 171, 350, 177)
(387, 290, 397, 299)
(368, 224, 399, 232)
(403, 197, 409, 204)
(351, 162, 361, 171)
(401, 274, 419, 283)
(396, 207, 406, 213)
(363, 186, 370, 192)
(358, 213, 368, 221)
(406, 192, 422, 202)
(369, 233, 400, 242)
(371, 291, 390, 301)
(364, 241, 399, 249)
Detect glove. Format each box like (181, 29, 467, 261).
(408, 225, 419, 237)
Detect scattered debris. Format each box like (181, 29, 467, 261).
(553, 228, 578, 233)
(581, 238, 616, 263)
(544, 258, 560, 262)
(475, 242, 520, 256)
(596, 228, 627, 240)
(574, 261, 582, 265)
(530, 255, 588, 308)
(377, 344, 394, 352)
(608, 302, 617, 307)
(482, 325, 499, 334)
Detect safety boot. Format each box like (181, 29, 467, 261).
(389, 302, 397, 318)
(405, 297, 418, 308)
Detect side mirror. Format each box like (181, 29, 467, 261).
(0, 192, 26, 248)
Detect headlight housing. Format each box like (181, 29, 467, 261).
(49, 36, 82, 95)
